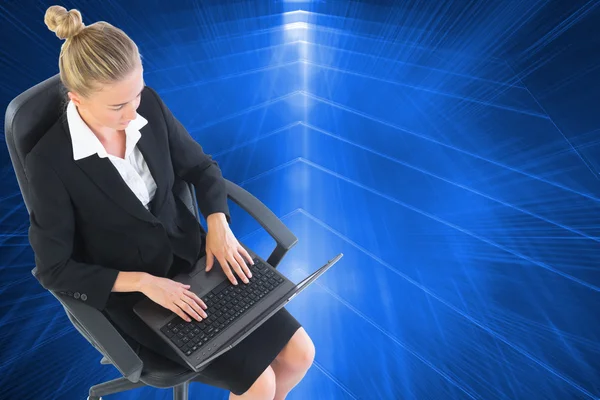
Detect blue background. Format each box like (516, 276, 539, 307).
(1, 0, 599, 399)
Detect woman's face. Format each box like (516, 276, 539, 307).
(68, 63, 145, 133)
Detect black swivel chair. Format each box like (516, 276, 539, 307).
(4, 73, 298, 400)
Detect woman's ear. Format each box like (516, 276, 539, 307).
(68, 91, 82, 107)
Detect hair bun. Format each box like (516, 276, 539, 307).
(44, 5, 85, 40)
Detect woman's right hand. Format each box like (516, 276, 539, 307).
(140, 274, 208, 322)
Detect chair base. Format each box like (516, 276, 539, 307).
(88, 377, 190, 399)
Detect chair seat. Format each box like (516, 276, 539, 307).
(136, 346, 206, 388)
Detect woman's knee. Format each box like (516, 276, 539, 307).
(296, 334, 315, 371)
(277, 328, 316, 372)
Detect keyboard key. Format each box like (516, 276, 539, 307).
(213, 281, 230, 294)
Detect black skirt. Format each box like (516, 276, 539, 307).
(105, 253, 302, 396)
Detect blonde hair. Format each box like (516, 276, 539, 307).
(44, 5, 142, 101)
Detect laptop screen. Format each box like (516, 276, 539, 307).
(293, 253, 343, 290)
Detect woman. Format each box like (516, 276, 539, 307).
(29, 6, 315, 399)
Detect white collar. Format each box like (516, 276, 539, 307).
(66, 99, 148, 161)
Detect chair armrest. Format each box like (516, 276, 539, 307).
(224, 179, 298, 268)
(33, 268, 144, 382)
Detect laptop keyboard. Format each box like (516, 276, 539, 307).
(160, 257, 285, 357)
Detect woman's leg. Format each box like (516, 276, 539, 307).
(269, 328, 315, 400)
(229, 365, 277, 400)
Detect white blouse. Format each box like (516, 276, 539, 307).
(66, 100, 157, 210)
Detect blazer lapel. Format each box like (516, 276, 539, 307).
(76, 155, 157, 223)
(136, 125, 167, 215)
(64, 117, 167, 224)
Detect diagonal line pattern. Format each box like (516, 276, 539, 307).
(294, 208, 598, 400)
(297, 157, 600, 292)
(301, 90, 600, 202)
(300, 122, 600, 242)
(301, 60, 547, 118)
(505, 60, 600, 180)
(298, 40, 525, 88)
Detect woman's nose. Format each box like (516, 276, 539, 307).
(125, 105, 136, 120)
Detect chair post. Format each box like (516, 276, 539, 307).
(173, 382, 189, 400)
(88, 376, 146, 399)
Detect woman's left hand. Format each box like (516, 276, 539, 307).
(204, 213, 254, 285)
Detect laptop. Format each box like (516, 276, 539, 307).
(133, 244, 343, 372)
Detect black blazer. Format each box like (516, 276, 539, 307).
(26, 85, 231, 312)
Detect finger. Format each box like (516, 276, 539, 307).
(239, 246, 255, 266)
(205, 251, 213, 271)
(228, 253, 248, 284)
(177, 298, 202, 322)
(192, 293, 208, 310)
(170, 304, 191, 322)
(234, 251, 252, 280)
(218, 255, 237, 285)
(182, 294, 206, 319)
(183, 290, 208, 318)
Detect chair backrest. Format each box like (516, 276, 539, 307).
(4, 73, 200, 380)
(5, 74, 66, 214)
